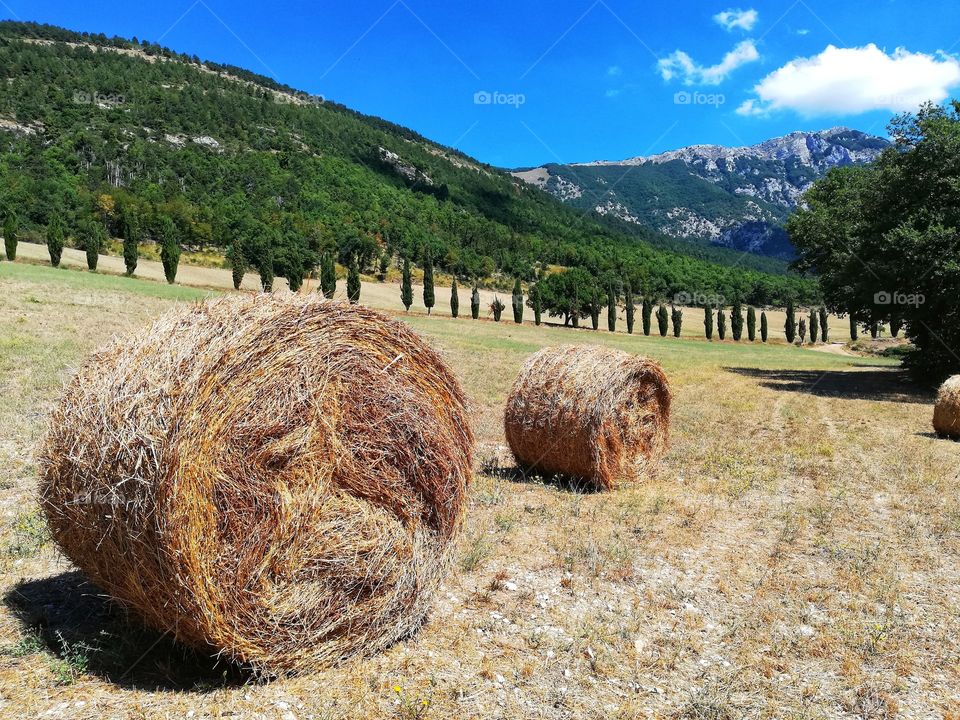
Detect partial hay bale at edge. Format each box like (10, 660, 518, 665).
(933, 375, 960, 440)
(38, 294, 475, 675)
(504, 345, 671, 491)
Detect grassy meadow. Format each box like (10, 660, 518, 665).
(1, 261, 959, 719)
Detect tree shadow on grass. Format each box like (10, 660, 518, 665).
(479, 457, 601, 494)
(723, 367, 933, 404)
(4, 571, 250, 691)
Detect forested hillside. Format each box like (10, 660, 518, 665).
(0, 21, 816, 304)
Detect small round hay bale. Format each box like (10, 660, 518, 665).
(503, 345, 671, 490)
(933, 375, 960, 440)
(38, 295, 474, 674)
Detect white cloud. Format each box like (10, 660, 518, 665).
(607, 65, 622, 77)
(796, 28, 810, 36)
(737, 44, 960, 116)
(659, 40, 760, 86)
(713, 8, 758, 32)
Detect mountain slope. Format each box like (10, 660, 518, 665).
(0, 21, 816, 304)
(513, 129, 890, 259)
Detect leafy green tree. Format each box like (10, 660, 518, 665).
(731, 300, 744, 341)
(347, 254, 361, 303)
(84, 220, 104, 271)
(320, 251, 337, 299)
(3, 212, 17, 261)
(704, 305, 714, 340)
(717, 308, 727, 340)
(656, 304, 669, 337)
(607, 282, 617, 332)
(809, 308, 818, 343)
(624, 281, 635, 334)
(784, 300, 797, 344)
(158, 217, 181, 284)
(671, 306, 683, 337)
(788, 102, 960, 381)
(819, 307, 829, 342)
(491, 297, 505, 321)
(533, 268, 594, 326)
(422, 249, 435, 314)
(46, 215, 65, 267)
(450, 276, 459, 318)
(512, 277, 524, 324)
(121, 207, 139, 276)
(747, 306, 757, 342)
(401, 258, 413, 311)
(760, 311, 768, 342)
(471, 285, 480, 320)
(229, 243, 246, 290)
(798, 318, 807, 344)
(642, 297, 653, 336)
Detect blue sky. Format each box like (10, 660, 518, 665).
(9, 0, 960, 167)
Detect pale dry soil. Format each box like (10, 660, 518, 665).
(0, 262, 958, 720)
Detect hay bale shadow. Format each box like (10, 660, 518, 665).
(4, 571, 249, 691)
(723, 367, 933, 404)
(479, 458, 602, 494)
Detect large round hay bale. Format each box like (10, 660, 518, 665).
(933, 375, 960, 440)
(503, 345, 671, 490)
(38, 295, 474, 674)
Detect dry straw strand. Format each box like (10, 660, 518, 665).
(38, 294, 474, 674)
(503, 345, 671, 490)
(933, 375, 960, 440)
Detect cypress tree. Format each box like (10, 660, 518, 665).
(642, 297, 653, 336)
(850, 314, 859, 341)
(606, 282, 617, 332)
(809, 308, 818, 344)
(731, 300, 744, 341)
(512, 277, 524, 324)
(229, 244, 245, 290)
(870, 321, 879, 339)
(3, 212, 17, 261)
(531, 283, 543, 326)
(717, 308, 727, 340)
(320, 251, 336, 299)
(85, 220, 104, 271)
(760, 311, 768, 342)
(624, 281, 635, 334)
(450, 276, 459, 318)
(471, 285, 480, 320)
(890, 314, 902, 338)
(159, 217, 180, 284)
(422, 250, 435, 314)
(286, 257, 305, 292)
(589, 286, 601, 330)
(347, 255, 361, 303)
(784, 300, 797, 344)
(377, 250, 389, 281)
(747, 306, 757, 342)
(121, 208, 139, 276)
(46, 215, 65, 268)
(491, 297, 505, 322)
(671, 306, 683, 337)
(819, 307, 829, 342)
(798, 318, 807, 344)
(257, 242, 273, 292)
(656, 304, 669, 337)
(401, 258, 413, 311)
(704, 305, 714, 340)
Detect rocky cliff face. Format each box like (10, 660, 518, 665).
(512, 128, 888, 258)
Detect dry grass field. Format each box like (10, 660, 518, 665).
(1, 261, 959, 719)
